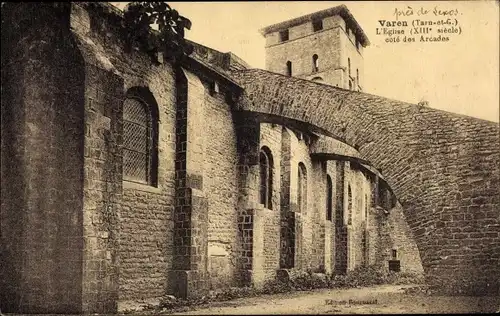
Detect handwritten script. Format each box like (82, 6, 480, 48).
(393, 6, 459, 20)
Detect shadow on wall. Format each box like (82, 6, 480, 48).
(375, 202, 424, 275)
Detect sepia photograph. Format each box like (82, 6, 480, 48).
(1, 1, 499, 315)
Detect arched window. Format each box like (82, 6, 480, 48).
(286, 61, 292, 76)
(326, 175, 333, 221)
(347, 185, 353, 225)
(298, 163, 307, 213)
(123, 93, 158, 186)
(312, 54, 319, 72)
(259, 147, 273, 209)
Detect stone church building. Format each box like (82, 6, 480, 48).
(1, 3, 499, 314)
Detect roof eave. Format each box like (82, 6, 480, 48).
(259, 5, 370, 47)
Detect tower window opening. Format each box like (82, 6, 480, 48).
(312, 19, 323, 32)
(348, 58, 351, 76)
(279, 29, 289, 42)
(286, 61, 292, 76)
(312, 54, 319, 72)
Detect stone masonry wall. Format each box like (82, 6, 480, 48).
(232, 68, 500, 294)
(280, 128, 295, 269)
(375, 202, 425, 274)
(264, 14, 362, 89)
(1, 3, 86, 313)
(203, 81, 239, 290)
(81, 63, 123, 314)
(288, 130, 315, 270)
(265, 23, 341, 82)
(3, 4, 496, 314)
(169, 68, 209, 299)
(339, 18, 364, 90)
(234, 115, 261, 286)
(344, 165, 372, 270)
(71, 3, 180, 307)
(258, 123, 282, 282)
(311, 161, 327, 271)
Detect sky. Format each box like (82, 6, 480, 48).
(111, 1, 499, 122)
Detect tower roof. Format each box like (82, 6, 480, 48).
(259, 4, 370, 47)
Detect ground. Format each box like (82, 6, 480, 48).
(145, 285, 500, 315)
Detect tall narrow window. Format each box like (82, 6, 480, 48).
(286, 61, 292, 76)
(362, 230, 368, 265)
(123, 95, 158, 185)
(312, 54, 319, 72)
(259, 147, 273, 209)
(326, 175, 333, 221)
(279, 29, 289, 42)
(356, 69, 359, 86)
(312, 19, 323, 32)
(364, 194, 369, 220)
(392, 249, 398, 259)
(298, 163, 307, 213)
(349, 81, 352, 90)
(348, 58, 351, 76)
(347, 185, 353, 225)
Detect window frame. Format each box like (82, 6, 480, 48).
(259, 147, 273, 209)
(122, 92, 159, 187)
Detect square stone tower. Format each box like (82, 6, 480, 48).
(260, 5, 369, 91)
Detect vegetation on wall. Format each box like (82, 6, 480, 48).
(122, 2, 193, 63)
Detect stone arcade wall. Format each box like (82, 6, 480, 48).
(231, 68, 500, 294)
(3, 2, 488, 314)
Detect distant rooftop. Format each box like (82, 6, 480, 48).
(259, 4, 370, 47)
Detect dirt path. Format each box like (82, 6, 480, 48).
(169, 284, 499, 315)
